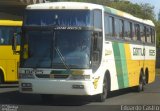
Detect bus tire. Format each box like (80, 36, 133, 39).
(95, 76, 108, 102)
(136, 73, 145, 92)
(145, 68, 149, 84)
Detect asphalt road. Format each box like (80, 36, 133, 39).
(0, 76, 160, 111)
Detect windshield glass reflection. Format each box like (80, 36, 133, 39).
(25, 10, 92, 27)
(21, 30, 91, 69)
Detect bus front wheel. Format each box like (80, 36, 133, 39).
(95, 76, 108, 102)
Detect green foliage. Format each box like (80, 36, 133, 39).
(107, 2, 156, 21)
(48, 0, 110, 4)
(48, 0, 156, 21)
(156, 21, 160, 47)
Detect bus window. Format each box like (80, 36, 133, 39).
(0, 30, 3, 44)
(119, 19, 124, 38)
(133, 24, 136, 41)
(108, 16, 115, 38)
(140, 25, 145, 42)
(114, 18, 119, 38)
(114, 18, 124, 38)
(104, 14, 110, 39)
(146, 26, 151, 43)
(93, 10, 102, 30)
(133, 24, 140, 41)
(135, 24, 141, 41)
(130, 22, 133, 39)
(151, 28, 155, 44)
(124, 21, 131, 40)
(0, 27, 21, 45)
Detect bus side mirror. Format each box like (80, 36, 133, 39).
(12, 32, 21, 55)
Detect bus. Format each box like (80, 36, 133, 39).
(14, 2, 156, 102)
(0, 20, 22, 84)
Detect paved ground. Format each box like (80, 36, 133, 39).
(0, 76, 160, 111)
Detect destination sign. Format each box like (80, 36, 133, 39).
(54, 26, 82, 30)
(130, 45, 156, 60)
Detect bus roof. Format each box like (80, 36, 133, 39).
(26, 2, 155, 27)
(0, 20, 22, 26)
(104, 6, 155, 27)
(26, 2, 102, 10)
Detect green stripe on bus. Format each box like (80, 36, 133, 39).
(113, 42, 124, 89)
(112, 43, 129, 89)
(119, 43, 129, 88)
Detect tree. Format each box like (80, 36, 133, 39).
(48, 0, 111, 4)
(140, 3, 155, 21)
(156, 21, 160, 47)
(107, 2, 156, 21)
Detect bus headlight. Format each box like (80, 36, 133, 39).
(19, 73, 35, 79)
(69, 75, 90, 80)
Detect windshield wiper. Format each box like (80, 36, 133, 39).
(52, 31, 71, 72)
(54, 47, 71, 73)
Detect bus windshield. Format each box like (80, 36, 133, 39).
(20, 30, 91, 69)
(24, 10, 92, 27)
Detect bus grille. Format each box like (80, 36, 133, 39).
(35, 74, 69, 79)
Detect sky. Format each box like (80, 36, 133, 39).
(130, 0, 160, 19)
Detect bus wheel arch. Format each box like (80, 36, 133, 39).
(95, 70, 111, 102)
(0, 69, 4, 84)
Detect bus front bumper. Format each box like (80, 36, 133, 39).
(19, 79, 97, 96)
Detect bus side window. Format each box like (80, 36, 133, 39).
(114, 18, 118, 38)
(93, 10, 102, 30)
(133, 24, 136, 41)
(104, 14, 110, 39)
(0, 27, 21, 45)
(0, 30, 4, 44)
(130, 22, 133, 39)
(115, 18, 123, 39)
(133, 24, 140, 41)
(105, 15, 117, 38)
(136, 24, 140, 41)
(119, 19, 124, 38)
(151, 28, 155, 44)
(108, 16, 114, 38)
(124, 20, 131, 40)
(0, 27, 10, 45)
(140, 25, 145, 43)
(146, 26, 151, 43)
